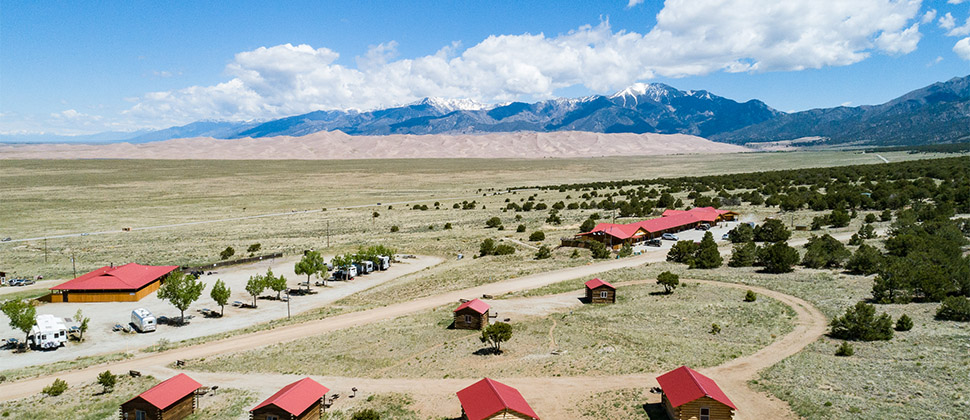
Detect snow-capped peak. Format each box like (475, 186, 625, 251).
(609, 83, 677, 107)
(413, 97, 490, 113)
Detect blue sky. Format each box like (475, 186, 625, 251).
(2, 0, 969, 135)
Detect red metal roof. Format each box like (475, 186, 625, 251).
(656, 366, 736, 410)
(580, 207, 737, 240)
(454, 298, 490, 314)
(127, 373, 202, 410)
(584, 278, 615, 290)
(457, 378, 539, 420)
(50, 263, 178, 291)
(252, 377, 329, 416)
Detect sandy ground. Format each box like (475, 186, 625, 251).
(0, 131, 749, 160)
(0, 255, 442, 370)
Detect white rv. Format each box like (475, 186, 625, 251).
(130, 308, 157, 333)
(377, 255, 390, 270)
(29, 314, 68, 350)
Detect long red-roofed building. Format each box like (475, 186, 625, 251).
(656, 366, 736, 420)
(456, 378, 539, 420)
(454, 298, 491, 330)
(574, 207, 737, 249)
(120, 373, 202, 420)
(251, 377, 329, 420)
(48, 263, 179, 302)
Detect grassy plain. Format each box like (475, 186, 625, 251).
(188, 281, 794, 378)
(0, 374, 254, 420)
(1, 150, 967, 420)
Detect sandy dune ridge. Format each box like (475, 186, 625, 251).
(0, 131, 748, 159)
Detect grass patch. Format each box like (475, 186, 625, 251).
(188, 281, 794, 378)
(0, 351, 133, 382)
(322, 393, 420, 420)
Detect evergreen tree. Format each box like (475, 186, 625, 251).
(728, 223, 754, 243)
(846, 243, 883, 275)
(691, 232, 722, 269)
(829, 301, 894, 341)
(801, 234, 850, 268)
(589, 241, 611, 259)
(728, 242, 757, 267)
(756, 242, 799, 273)
(754, 219, 791, 242)
(666, 240, 698, 265)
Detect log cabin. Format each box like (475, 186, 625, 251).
(120, 373, 201, 420)
(49, 263, 178, 302)
(456, 378, 539, 420)
(656, 366, 736, 420)
(453, 298, 490, 330)
(584, 278, 616, 304)
(250, 377, 329, 420)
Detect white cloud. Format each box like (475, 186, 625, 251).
(928, 55, 944, 66)
(939, 12, 956, 29)
(51, 109, 101, 121)
(955, 37, 970, 60)
(948, 0, 967, 4)
(921, 9, 936, 23)
(627, 0, 644, 7)
(947, 16, 970, 36)
(123, 0, 926, 125)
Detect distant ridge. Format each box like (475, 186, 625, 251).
(4, 75, 968, 147)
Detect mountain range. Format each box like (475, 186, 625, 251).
(5, 75, 969, 146)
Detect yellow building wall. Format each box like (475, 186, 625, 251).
(52, 279, 163, 303)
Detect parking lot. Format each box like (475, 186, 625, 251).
(631, 220, 738, 254)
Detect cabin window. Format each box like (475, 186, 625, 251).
(700, 407, 710, 420)
(135, 410, 147, 420)
(266, 415, 278, 420)
(600, 291, 609, 299)
(464, 314, 473, 324)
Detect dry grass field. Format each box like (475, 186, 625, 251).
(0, 374, 254, 420)
(1, 150, 967, 419)
(187, 281, 794, 379)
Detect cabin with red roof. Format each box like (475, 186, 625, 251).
(120, 373, 202, 420)
(456, 378, 539, 420)
(574, 207, 738, 250)
(250, 377, 329, 420)
(48, 263, 178, 303)
(454, 298, 490, 330)
(656, 366, 736, 420)
(584, 278, 616, 304)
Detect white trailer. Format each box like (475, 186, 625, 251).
(377, 255, 390, 270)
(362, 260, 374, 273)
(130, 308, 157, 333)
(29, 314, 68, 350)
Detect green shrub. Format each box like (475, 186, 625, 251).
(657, 271, 679, 294)
(351, 408, 381, 420)
(829, 301, 894, 341)
(936, 296, 970, 322)
(666, 240, 698, 265)
(494, 244, 516, 255)
(42, 379, 68, 396)
(727, 223, 754, 243)
(895, 314, 913, 331)
(728, 242, 757, 267)
(754, 219, 791, 242)
(529, 231, 545, 241)
(443, 222, 452, 230)
(570, 249, 580, 258)
(219, 246, 235, 260)
(756, 242, 800, 273)
(97, 370, 116, 393)
(390, 225, 399, 233)
(589, 241, 611, 259)
(617, 244, 633, 258)
(801, 234, 850, 269)
(846, 243, 882, 275)
(864, 213, 877, 224)
(709, 323, 721, 335)
(479, 239, 496, 256)
(535, 245, 552, 260)
(516, 224, 526, 233)
(835, 341, 854, 357)
(744, 290, 757, 302)
(485, 217, 502, 228)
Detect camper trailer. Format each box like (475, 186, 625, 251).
(335, 265, 358, 280)
(29, 314, 68, 350)
(377, 255, 390, 270)
(130, 308, 157, 333)
(362, 260, 374, 274)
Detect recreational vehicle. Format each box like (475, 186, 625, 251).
(130, 308, 157, 333)
(377, 255, 390, 270)
(29, 314, 68, 350)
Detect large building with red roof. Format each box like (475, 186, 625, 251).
(48, 263, 178, 303)
(456, 378, 539, 420)
(121, 373, 202, 420)
(574, 207, 737, 249)
(656, 366, 736, 420)
(454, 298, 491, 330)
(250, 377, 329, 420)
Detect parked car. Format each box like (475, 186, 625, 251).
(645, 239, 662, 247)
(695, 223, 711, 231)
(722, 233, 731, 240)
(661, 233, 679, 241)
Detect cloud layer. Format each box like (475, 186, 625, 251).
(119, 0, 923, 125)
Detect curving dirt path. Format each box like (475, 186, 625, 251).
(0, 243, 828, 419)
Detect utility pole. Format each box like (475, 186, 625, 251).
(327, 220, 330, 248)
(286, 289, 291, 319)
(71, 254, 77, 279)
(44, 238, 48, 263)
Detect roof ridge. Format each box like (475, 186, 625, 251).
(685, 367, 712, 399)
(486, 378, 512, 414)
